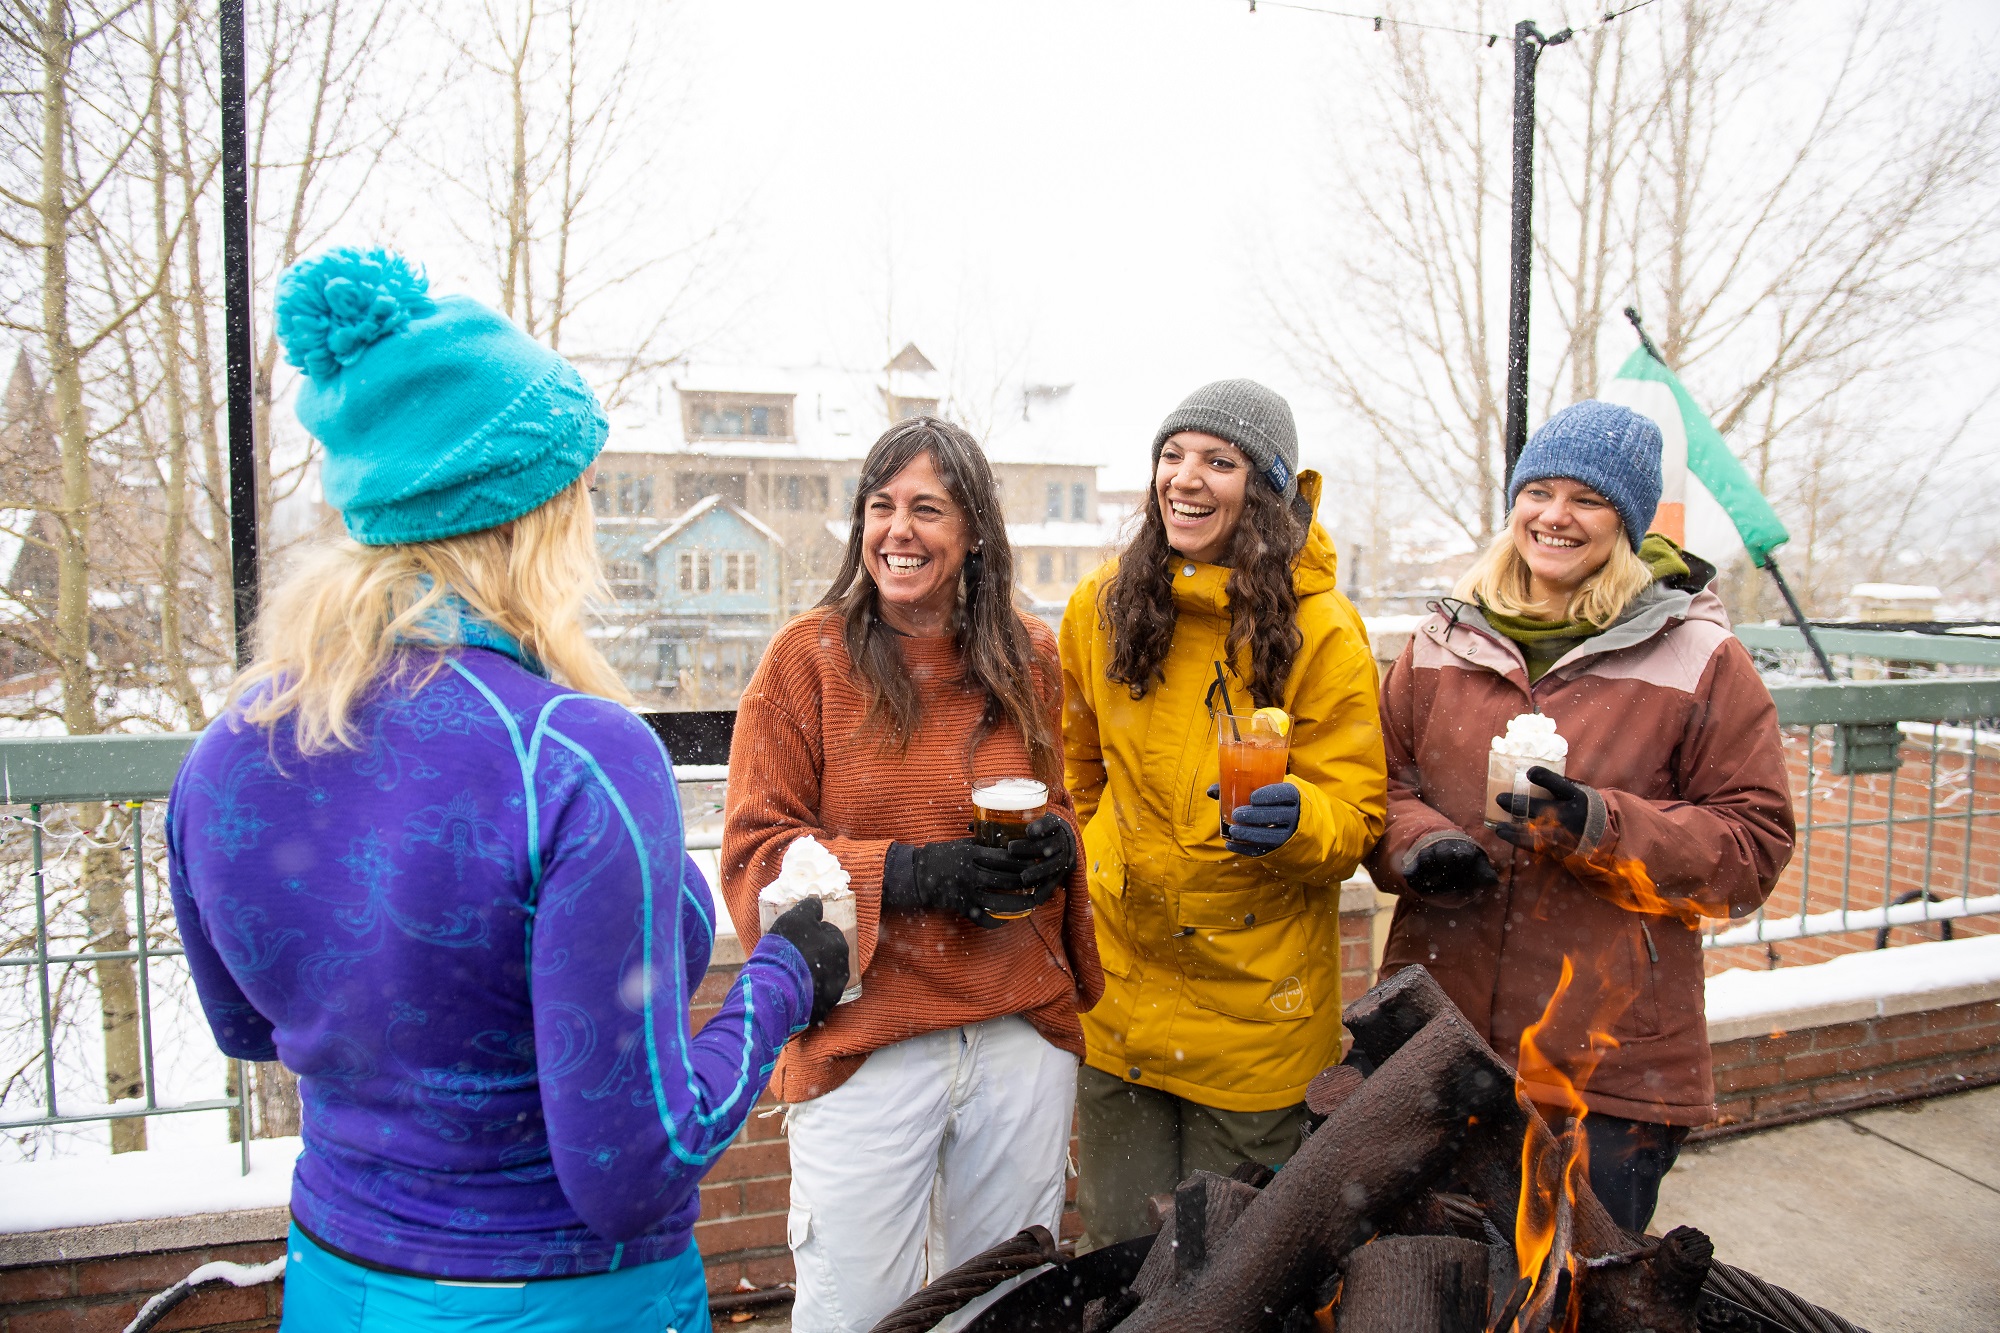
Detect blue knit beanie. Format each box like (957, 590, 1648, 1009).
(1507, 400, 1663, 551)
(276, 247, 607, 546)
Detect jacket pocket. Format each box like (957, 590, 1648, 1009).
(1170, 882, 1316, 1023)
(1086, 826, 1135, 980)
(1625, 918, 1663, 1038)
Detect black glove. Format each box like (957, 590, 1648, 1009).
(1493, 766, 1592, 854)
(883, 828, 1064, 929)
(1007, 813, 1077, 894)
(1207, 782, 1301, 856)
(765, 898, 850, 1026)
(1403, 835, 1500, 896)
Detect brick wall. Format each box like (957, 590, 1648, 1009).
(1704, 728, 2000, 976)
(0, 1240, 283, 1333)
(1706, 996, 2000, 1136)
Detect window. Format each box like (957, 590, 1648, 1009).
(615, 473, 648, 516)
(1037, 551, 1054, 583)
(606, 559, 647, 598)
(678, 551, 711, 593)
(772, 474, 831, 511)
(1064, 550, 1079, 581)
(677, 471, 747, 507)
(842, 476, 859, 511)
(1045, 483, 1062, 520)
(1071, 483, 1087, 521)
(681, 392, 794, 441)
(591, 482, 609, 516)
(723, 552, 761, 592)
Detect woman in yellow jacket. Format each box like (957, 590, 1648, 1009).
(1060, 380, 1386, 1250)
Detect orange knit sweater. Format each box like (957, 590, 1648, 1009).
(720, 609, 1104, 1103)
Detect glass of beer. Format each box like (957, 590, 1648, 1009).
(1218, 711, 1290, 838)
(971, 778, 1049, 920)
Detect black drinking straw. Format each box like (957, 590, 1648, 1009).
(1213, 662, 1242, 741)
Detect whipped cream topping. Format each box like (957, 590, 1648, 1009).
(1489, 712, 1569, 763)
(758, 835, 854, 910)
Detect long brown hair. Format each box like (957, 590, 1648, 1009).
(1100, 470, 1308, 708)
(817, 416, 1060, 784)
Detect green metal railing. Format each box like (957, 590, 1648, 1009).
(0, 734, 253, 1172)
(1711, 627, 2000, 951)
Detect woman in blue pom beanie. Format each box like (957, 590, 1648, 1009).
(1366, 400, 1794, 1232)
(165, 248, 850, 1332)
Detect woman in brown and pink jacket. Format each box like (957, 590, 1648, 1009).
(1367, 401, 1794, 1233)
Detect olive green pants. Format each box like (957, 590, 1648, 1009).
(1074, 1064, 1310, 1253)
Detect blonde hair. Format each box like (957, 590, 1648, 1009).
(234, 478, 630, 754)
(1454, 523, 1654, 629)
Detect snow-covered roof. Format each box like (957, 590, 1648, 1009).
(1005, 520, 1123, 549)
(600, 359, 1113, 470)
(1851, 583, 1943, 602)
(822, 516, 1118, 551)
(639, 494, 786, 555)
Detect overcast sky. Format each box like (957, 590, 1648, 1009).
(393, 0, 2000, 494)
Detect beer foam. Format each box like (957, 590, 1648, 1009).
(972, 778, 1047, 812)
(759, 835, 853, 911)
(1490, 712, 1569, 763)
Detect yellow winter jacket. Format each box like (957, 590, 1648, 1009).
(1059, 473, 1387, 1113)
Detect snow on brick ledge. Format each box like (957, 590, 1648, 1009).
(1705, 934, 2000, 1044)
(0, 1137, 300, 1237)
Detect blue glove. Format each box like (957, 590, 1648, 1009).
(1208, 781, 1301, 856)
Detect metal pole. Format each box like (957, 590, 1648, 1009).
(221, 0, 259, 668)
(1504, 20, 1570, 495)
(1766, 556, 1838, 682)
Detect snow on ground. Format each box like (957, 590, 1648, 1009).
(0, 1136, 299, 1233)
(1706, 933, 2000, 1037)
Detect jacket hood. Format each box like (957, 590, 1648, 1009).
(1292, 472, 1340, 597)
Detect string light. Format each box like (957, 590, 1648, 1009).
(1239, 0, 1663, 45)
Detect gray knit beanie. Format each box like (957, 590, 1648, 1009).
(1508, 400, 1663, 551)
(1151, 379, 1300, 501)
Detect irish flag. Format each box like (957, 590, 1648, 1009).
(1596, 345, 1791, 568)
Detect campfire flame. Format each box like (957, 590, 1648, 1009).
(1539, 811, 1716, 930)
(1506, 956, 1628, 1332)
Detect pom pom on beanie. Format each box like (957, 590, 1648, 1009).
(276, 248, 435, 382)
(277, 245, 605, 546)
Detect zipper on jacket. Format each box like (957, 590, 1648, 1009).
(1639, 920, 1659, 964)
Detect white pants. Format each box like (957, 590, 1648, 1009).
(785, 1016, 1079, 1333)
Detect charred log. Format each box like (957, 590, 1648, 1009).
(1335, 1236, 1489, 1333)
(1113, 1003, 1514, 1333)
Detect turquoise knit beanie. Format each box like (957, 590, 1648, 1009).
(276, 247, 607, 546)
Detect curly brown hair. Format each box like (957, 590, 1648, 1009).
(818, 416, 1062, 785)
(1100, 477, 1309, 708)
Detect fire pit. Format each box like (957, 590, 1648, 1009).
(870, 967, 1873, 1333)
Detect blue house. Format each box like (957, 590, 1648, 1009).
(594, 495, 787, 705)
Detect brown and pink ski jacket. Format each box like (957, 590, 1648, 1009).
(1367, 565, 1795, 1125)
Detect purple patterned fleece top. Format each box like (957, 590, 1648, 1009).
(165, 643, 813, 1279)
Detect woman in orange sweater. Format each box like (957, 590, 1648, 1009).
(721, 417, 1103, 1333)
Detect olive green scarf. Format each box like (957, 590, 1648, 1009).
(1481, 534, 1690, 683)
